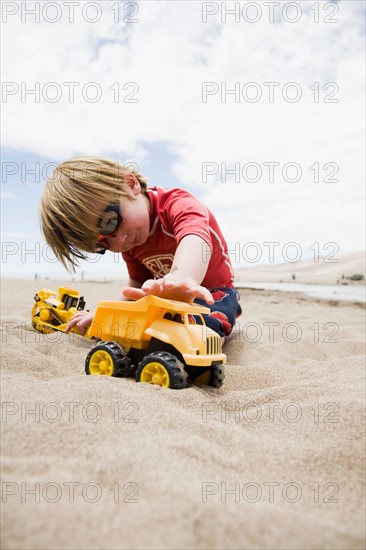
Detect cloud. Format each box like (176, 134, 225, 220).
(2, 2, 363, 154)
(0, 191, 16, 200)
(1, 0, 365, 260)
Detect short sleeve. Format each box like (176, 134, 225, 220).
(158, 188, 213, 251)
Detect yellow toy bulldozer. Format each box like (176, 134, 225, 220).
(32, 287, 87, 335)
(32, 287, 226, 389)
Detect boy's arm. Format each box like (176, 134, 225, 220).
(169, 234, 211, 282)
(123, 235, 214, 304)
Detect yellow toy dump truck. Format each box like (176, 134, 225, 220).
(32, 288, 226, 389)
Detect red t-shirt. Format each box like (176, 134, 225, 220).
(122, 186, 234, 289)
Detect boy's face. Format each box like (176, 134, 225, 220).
(95, 174, 151, 253)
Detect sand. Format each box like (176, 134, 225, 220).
(235, 251, 366, 285)
(0, 278, 365, 550)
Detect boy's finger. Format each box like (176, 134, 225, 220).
(182, 278, 196, 289)
(141, 279, 155, 291)
(78, 325, 86, 336)
(65, 319, 76, 333)
(197, 287, 214, 304)
(163, 274, 177, 288)
(123, 287, 146, 300)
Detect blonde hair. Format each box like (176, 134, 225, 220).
(40, 156, 148, 272)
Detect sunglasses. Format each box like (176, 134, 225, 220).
(94, 203, 123, 254)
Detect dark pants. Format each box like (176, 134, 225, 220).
(194, 287, 242, 337)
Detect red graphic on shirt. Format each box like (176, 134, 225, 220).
(142, 254, 174, 278)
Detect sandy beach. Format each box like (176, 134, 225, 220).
(1, 278, 365, 549)
(235, 251, 365, 285)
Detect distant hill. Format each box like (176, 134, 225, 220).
(234, 251, 365, 285)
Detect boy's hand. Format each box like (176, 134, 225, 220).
(65, 310, 94, 335)
(122, 274, 214, 304)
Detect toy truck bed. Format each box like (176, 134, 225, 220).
(88, 294, 211, 345)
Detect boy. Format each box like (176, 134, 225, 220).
(40, 157, 242, 338)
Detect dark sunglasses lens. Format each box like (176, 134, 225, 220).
(94, 243, 107, 254)
(99, 210, 119, 236)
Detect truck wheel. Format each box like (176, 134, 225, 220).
(136, 352, 187, 389)
(85, 341, 130, 377)
(187, 365, 225, 388)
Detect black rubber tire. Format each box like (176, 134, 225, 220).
(186, 364, 225, 388)
(208, 365, 225, 388)
(136, 351, 187, 389)
(85, 341, 131, 377)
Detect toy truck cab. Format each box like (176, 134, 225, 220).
(86, 295, 226, 389)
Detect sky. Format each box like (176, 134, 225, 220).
(1, 0, 365, 279)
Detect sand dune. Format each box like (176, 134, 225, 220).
(1, 279, 365, 549)
(235, 251, 365, 285)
